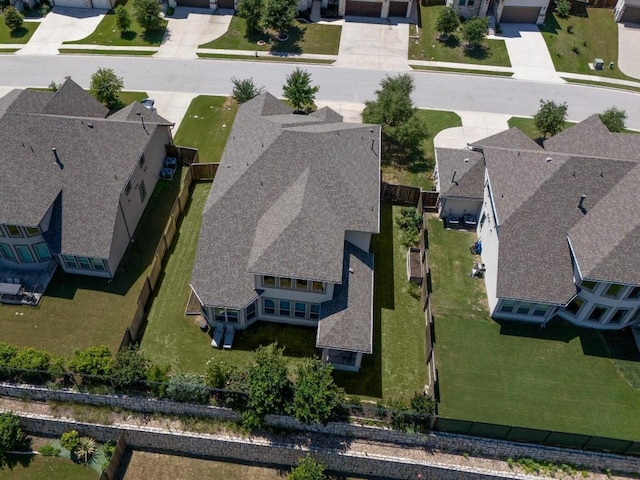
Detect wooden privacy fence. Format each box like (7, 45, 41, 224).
(165, 144, 199, 166)
(383, 182, 439, 212)
(99, 433, 128, 480)
(118, 160, 218, 351)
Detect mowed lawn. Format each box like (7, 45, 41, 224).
(409, 5, 511, 67)
(0, 19, 39, 44)
(0, 455, 96, 480)
(173, 96, 238, 164)
(428, 218, 640, 440)
(64, 0, 166, 47)
(200, 16, 341, 55)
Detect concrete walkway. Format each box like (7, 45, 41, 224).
(434, 111, 511, 150)
(145, 90, 198, 131)
(16, 7, 106, 56)
(617, 22, 640, 80)
(155, 8, 233, 59)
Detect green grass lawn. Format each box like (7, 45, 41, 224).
(409, 5, 511, 67)
(0, 171, 180, 357)
(507, 116, 575, 141)
(173, 96, 238, 164)
(58, 48, 156, 56)
(0, 454, 97, 480)
(64, 0, 166, 47)
(540, 8, 636, 81)
(0, 20, 39, 44)
(428, 217, 640, 440)
(381, 110, 462, 190)
(199, 16, 341, 55)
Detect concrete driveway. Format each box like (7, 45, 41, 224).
(155, 8, 232, 59)
(618, 22, 640, 80)
(335, 17, 409, 70)
(17, 7, 106, 55)
(499, 23, 562, 83)
(434, 111, 510, 149)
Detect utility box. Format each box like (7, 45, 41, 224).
(594, 58, 604, 70)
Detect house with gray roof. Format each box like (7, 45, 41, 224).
(0, 78, 174, 302)
(190, 93, 380, 371)
(436, 115, 640, 330)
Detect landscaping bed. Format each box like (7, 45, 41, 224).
(408, 5, 511, 67)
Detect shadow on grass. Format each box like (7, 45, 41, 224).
(439, 34, 460, 49)
(10, 27, 29, 39)
(270, 26, 305, 54)
(498, 317, 579, 343)
(463, 44, 490, 61)
(143, 28, 166, 44)
(120, 30, 137, 41)
(230, 321, 320, 359)
(539, 12, 561, 35)
(1, 452, 34, 470)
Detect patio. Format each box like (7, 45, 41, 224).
(0, 261, 57, 306)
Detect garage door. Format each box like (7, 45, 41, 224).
(500, 6, 541, 23)
(388, 0, 408, 17)
(217, 0, 234, 8)
(176, 0, 209, 7)
(621, 5, 640, 23)
(53, 0, 90, 7)
(345, 0, 382, 16)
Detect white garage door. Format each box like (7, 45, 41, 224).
(54, 0, 91, 7)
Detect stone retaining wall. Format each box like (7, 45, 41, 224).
(1, 383, 637, 474)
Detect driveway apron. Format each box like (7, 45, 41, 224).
(617, 22, 640, 79)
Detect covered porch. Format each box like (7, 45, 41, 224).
(0, 261, 57, 306)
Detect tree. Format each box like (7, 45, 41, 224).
(288, 454, 327, 480)
(68, 345, 113, 380)
(74, 437, 97, 464)
(166, 373, 210, 404)
(282, 68, 319, 114)
(291, 358, 345, 424)
(262, 0, 298, 35)
(111, 347, 150, 391)
(362, 74, 428, 160)
(236, 0, 264, 35)
(461, 16, 488, 48)
(242, 343, 292, 429)
(555, 0, 571, 18)
(0, 343, 18, 379)
(89, 68, 124, 110)
(599, 106, 627, 133)
(205, 358, 236, 389)
(115, 4, 132, 34)
(435, 6, 459, 38)
(147, 364, 170, 398)
(4, 6, 23, 32)
(231, 77, 265, 104)
(0, 412, 24, 460)
(132, 0, 162, 33)
(533, 99, 568, 138)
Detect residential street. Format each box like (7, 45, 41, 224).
(2, 55, 640, 128)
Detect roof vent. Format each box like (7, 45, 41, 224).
(464, 158, 470, 163)
(545, 157, 552, 163)
(451, 170, 458, 185)
(578, 194, 587, 214)
(349, 267, 354, 274)
(52, 148, 64, 170)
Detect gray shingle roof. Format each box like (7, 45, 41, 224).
(473, 127, 543, 151)
(316, 241, 374, 353)
(0, 80, 172, 260)
(191, 93, 380, 309)
(436, 148, 484, 199)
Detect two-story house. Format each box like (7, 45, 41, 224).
(189, 93, 381, 371)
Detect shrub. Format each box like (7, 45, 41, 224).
(396, 207, 423, 247)
(291, 358, 345, 425)
(0, 343, 19, 379)
(599, 106, 627, 133)
(555, 0, 571, 18)
(147, 364, 170, 398)
(60, 430, 81, 453)
(111, 347, 150, 391)
(3, 6, 23, 32)
(288, 454, 327, 480)
(10, 347, 51, 382)
(0, 412, 25, 458)
(41, 3, 50, 15)
(205, 358, 235, 389)
(166, 373, 210, 404)
(38, 444, 61, 456)
(75, 436, 97, 464)
(69, 345, 113, 380)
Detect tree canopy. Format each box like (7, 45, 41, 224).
(282, 68, 319, 113)
(232, 77, 265, 104)
(0, 412, 24, 462)
(115, 4, 132, 34)
(4, 7, 23, 32)
(68, 345, 113, 379)
(599, 106, 626, 133)
(90, 68, 124, 110)
(435, 7, 459, 36)
(262, 0, 298, 34)
(291, 358, 345, 424)
(534, 99, 568, 138)
(461, 16, 487, 48)
(132, 0, 163, 32)
(111, 347, 150, 390)
(236, 0, 264, 34)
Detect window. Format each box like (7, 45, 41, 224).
(91, 258, 106, 271)
(214, 307, 226, 322)
(62, 255, 78, 269)
(458, 0, 465, 5)
(605, 284, 625, 298)
(588, 305, 608, 322)
(263, 298, 276, 315)
(565, 297, 584, 316)
(500, 300, 516, 313)
(279, 277, 292, 289)
(295, 279, 309, 291)
(246, 302, 257, 321)
(581, 280, 597, 292)
(294, 302, 306, 318)
(532, 305, 548, 317)
(609, 309, 629, 325)
(0, 226, 4, 237)
(33, 243, 52, 262)
(310, 304, 320, 320)
(627, 286, 640, 300)
(0, 243, 16, 261)
(15, 246, 34, 263)
(467, 0, 474, 5)
(517, 302, 532, 315)
(479, 213, 486, 228)
(125, 181, 132, 196)
(25, 226, 40, 236)
(139, 180, 147, 203)
(279, 300, 291, 316)
(227, 309, 239, 323)
(139, 155, 145, 168)
(311, 281, 325, 293)
(77, 257, 91, 269)
(262, 276, 276, 288)
(6, 225, 22, 238)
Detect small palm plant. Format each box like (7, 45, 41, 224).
(75, 437, 98, 465)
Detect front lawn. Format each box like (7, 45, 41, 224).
(173, 96, 238, 164)
(540, 8, 634, 81)
(64, 0, 166, 47)
(428, 217, 640, 440)
(0, 19, 39, 44)
(381, 110, 462, 190)
(0, 454, 96, 480)
(199, 16, 341, 55)
(507, 116, 574, 141)
(334, 204, 427, 400)
(409, 5, 511, 67)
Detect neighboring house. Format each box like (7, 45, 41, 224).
(189, 93, 381, 371)
(614, 0, 640, 22)
(447, 0, 551, 24)
(23, 0, 117, 9)
(436, 116, 640, 330)
(0, 78, 174, 300)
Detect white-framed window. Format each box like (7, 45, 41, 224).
(261, 297, 320, 320)
(246, 301, 257, 321)
(565, 296, 585, 316)
(604, 284, 625, 298)
(279, 277, 293, 289)
(279, 300, 291, 316)
(0, 243, 16, 262)
(500, 300, 516, 313)
(310, 304, 320, 320)
(294, 302, 306, 318)
(580, 280, 597, 292)
(33, 243, 52, 262)
(261, 275, 326, 293)
(25, 226, 40, 237)
(77, 257, 92, 269)
(587, 305, 608, 322)
(15, 245, 35, 263)
(295, 279, 308, 291)
(263, 298, 276, 315)
(62, 255, 78, 269)
(6, 225, 22, 238)
(626, 286, 640, 300)
(609, 308, 629, 325)
(0, 226, 4, 237)
(92, 258, 106, 271)
(262, 276, 276, 288)
(532, 305, 548, 317)
(517, 302, 532, 315)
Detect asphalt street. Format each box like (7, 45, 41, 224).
(3, 55, 640, 128)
